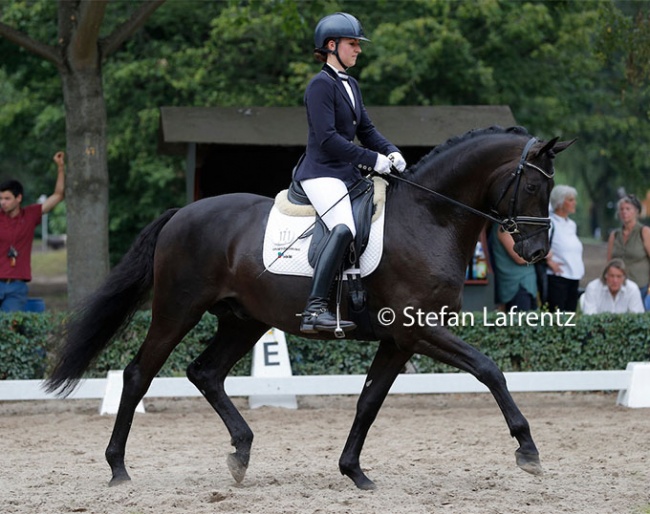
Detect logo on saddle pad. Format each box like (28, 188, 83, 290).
(272, 228, 299, 248)
(262, 178, 387, 277)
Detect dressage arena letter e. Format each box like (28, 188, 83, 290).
(263, 341, 280, 366)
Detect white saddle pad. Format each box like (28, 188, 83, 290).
(262, 180, 387, 278)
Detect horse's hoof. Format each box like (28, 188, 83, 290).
(227, 453, 248, 483)
(343, 469, 376, 490)
(355, 477, 377, 490)
(108, 472, 131, 487)
(515, 449, 543, 476)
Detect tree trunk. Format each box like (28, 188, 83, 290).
(61, 66, 110, 306)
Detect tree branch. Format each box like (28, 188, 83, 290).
(0, 21, 61, 66)
(101, 0, 166, 59)
(70, 0, 108, 68)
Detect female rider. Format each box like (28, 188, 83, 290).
(295, 12, 406, 334)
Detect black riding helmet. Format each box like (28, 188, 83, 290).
(314, 12, 370, 69)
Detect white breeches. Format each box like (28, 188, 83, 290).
(300, 177, 357, 237)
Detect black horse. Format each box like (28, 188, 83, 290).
(47, 126, 573, 490)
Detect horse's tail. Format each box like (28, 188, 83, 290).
(45, 208, 180, 397)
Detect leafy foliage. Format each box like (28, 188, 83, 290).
(0, 312, 52, 380)
(0, 2, 63, 203)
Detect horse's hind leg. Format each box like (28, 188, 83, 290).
(339, 339, 412, 490)
(105, 313, 203, 486)
(186, 314, 269, 484)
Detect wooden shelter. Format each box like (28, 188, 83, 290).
(158, 105, 517, 203)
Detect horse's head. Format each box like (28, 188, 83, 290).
(491, 136, 575, 263)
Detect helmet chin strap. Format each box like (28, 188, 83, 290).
(329, 39, 348, 71)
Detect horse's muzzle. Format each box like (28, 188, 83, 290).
(513, 239, 548, 264)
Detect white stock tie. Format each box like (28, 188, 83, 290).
(338, 73, 356, 109)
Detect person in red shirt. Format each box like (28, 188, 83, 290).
(0, 151, 66, 311)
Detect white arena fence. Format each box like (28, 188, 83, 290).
(1, 329, 648, 410)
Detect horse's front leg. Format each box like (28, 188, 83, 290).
(413, 326, 542, 475)
(339, 338, 412, 490)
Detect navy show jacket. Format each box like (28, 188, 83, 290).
(294, 65, 399, 187)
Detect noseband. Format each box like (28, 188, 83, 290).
(388, 137, 553, 240)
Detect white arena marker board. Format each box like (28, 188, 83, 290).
(1, 365, 647, 409)
(617, 362, 650, 408)
(249, 328, 297, 409)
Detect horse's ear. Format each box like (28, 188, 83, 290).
(535, 137, 558, 157)
(551, 138, 577, 155)
(536, 137, 576, 157)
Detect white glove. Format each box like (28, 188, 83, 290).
(388, 152, 406, 173)
(374, 153, 392, 175)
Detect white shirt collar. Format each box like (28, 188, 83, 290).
(326, 63, 349, 80)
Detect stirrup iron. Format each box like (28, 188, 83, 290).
(334, 303, 345, 339)
(334, 272, 346, 338)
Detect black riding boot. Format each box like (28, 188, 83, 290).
(300, 224, 357, 335)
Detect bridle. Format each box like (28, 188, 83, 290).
(491, 137, 554, 238)
(388, 137, 554, 239)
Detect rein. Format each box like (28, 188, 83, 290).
(388, 137, 553, 235)
(387, 173, 504, 226)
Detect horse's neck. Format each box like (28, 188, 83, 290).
(424, 142, 507, 192)
(388, 145, 505, 261)
(406, 165, 491, 218)
(387, 170, 488, 259)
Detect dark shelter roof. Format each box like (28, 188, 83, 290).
(158, 105, 517, 154)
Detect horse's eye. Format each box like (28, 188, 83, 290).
(525, 183, 538, 194)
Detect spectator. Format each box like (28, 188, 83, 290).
(489, 223, 537, 311)
(581, 259, 644, 314)
(0, 151, 66, 311)
(607, 194, 650, 308)
(545, 185, 584, 311)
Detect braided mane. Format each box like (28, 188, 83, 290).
(409, 125, 530, 175)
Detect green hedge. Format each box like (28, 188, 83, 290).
(0, 311, 250, 380)
(0, 312, 53, 380)
(1, 311, 649, 380)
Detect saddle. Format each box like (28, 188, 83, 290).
(286, 176, 376, 270)
(280, 172, 386, 335)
